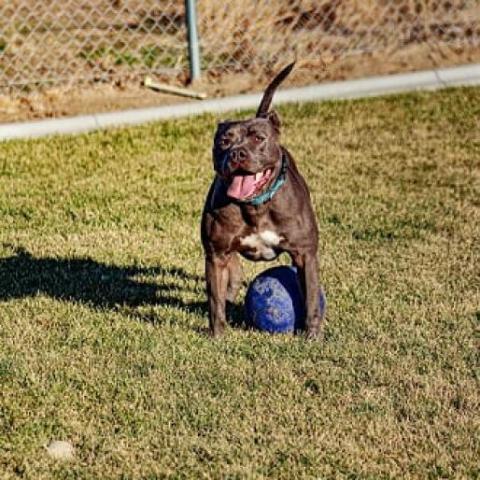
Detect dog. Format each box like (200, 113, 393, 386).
(201, 62, 325, 339)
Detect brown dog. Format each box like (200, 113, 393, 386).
(201, 63, 325, 338)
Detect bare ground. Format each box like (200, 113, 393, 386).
(1, 42, 479, 124)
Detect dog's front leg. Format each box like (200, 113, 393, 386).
(294, 251, 325, 340)
(205, 254, 230, 338)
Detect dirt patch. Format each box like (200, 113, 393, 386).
(1, 42, 479, 124)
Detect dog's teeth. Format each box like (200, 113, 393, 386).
(255, 172, 262, 181)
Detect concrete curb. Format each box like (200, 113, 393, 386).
(1, 63, 479, 141)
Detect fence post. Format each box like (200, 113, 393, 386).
(185, 0, 201, 82)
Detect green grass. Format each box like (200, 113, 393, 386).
(0, 87, 479, 479)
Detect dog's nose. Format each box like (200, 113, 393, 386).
(229, 147, 247, 167)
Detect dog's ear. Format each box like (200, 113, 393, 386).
(214, 121, 229, 139)
(216, 120, 233, 134)
(267, 110, 281, 134)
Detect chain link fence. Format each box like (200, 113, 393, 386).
(1, 0, 479, 93)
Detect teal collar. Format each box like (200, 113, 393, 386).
(241, 153, 288, 206)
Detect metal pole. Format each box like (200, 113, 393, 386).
(185, 0, 201, 82)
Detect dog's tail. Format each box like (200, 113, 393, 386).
(256, 62, 295, 118)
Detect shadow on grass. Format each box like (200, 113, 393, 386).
(0, 247, 227, 326)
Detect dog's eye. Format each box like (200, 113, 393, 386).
(219, 138, 231, 149)
(252, 134, 264, 144)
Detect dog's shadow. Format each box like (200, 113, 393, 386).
(0, 247, 246, 329)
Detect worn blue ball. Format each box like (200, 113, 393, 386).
(245, 266, 326, 334)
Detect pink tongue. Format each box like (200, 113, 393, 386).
(227, 174, 258, 200)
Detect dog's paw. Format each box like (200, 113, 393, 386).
(305, 325, 324, 341)
(210, 325, 226, 339)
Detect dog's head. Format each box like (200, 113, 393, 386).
(212, 63, 294, 202)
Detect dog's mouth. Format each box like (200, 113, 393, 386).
(226, 168, 273, 201)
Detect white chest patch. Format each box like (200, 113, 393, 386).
(240, 230, 282, 260)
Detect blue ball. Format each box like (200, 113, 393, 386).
(245, 266, 326, 334)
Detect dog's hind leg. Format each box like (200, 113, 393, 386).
(226, 254, 243, 303)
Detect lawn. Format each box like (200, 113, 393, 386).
(0, 87, 479, 479)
